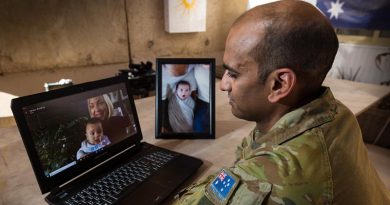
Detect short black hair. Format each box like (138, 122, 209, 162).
(175, 80, 191, 90)
(244, 1, 339, 84)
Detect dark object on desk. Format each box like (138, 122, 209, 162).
(119, 61, 156, 98)
(359, 94, 390, 149)
(44, 79, 74, 91)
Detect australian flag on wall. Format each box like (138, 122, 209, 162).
(315, 0, 390, 30)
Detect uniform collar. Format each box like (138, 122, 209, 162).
(252, 87, 337, 147)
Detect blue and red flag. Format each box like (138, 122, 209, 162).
(211, 170, 236, 200)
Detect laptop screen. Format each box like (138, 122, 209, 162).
(12, 77, 143, 193)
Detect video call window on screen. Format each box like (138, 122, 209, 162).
(22, 87, 137, 177)
(156, 58, 215, 139)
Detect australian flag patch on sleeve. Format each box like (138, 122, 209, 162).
(205, 168, 239, 205)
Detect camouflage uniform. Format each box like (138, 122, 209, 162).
(174, 88, 390, 204)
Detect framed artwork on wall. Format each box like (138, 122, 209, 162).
(164, 0, 207, 33)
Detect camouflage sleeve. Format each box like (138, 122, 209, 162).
(174, 128, 332, 205)
(229, 128, 332, 204)
(173, 166, 273, 205)
(172, 174, 216, 205)
(173, 129, 273, 205)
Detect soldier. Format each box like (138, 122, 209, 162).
(174, 0, 390, 204)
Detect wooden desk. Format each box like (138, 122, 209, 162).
(1, 78, 389, 204)
(323, 78, 390, 116)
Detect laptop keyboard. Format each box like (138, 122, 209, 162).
(64, 150, 177, 205)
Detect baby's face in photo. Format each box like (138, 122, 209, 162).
(176, 84, 191, 100)
(85, 123, 103, 145)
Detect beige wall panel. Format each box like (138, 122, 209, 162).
(0, 0, 129, 74)
(127, 0, 247, 66)
(0, 0, 248, 96)
(0, 63, 128, 96)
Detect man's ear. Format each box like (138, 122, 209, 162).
(267, 68, 296, 103)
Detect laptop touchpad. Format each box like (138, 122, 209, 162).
(118, 181, 170, 204)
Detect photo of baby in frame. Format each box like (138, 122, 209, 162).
(156, 58, 215, 139)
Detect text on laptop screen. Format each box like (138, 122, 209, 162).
(21, 83, 137, 178)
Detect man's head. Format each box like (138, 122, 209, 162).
(220, 0, 338, 131)
(175, 80, 191, 100)
(85, 118, 104, 145)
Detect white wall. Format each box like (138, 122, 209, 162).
(328, 43, 390, 85)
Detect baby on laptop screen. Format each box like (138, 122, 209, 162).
(76, 118, 111, 160)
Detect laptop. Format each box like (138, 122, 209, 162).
(11, 76, 203, 205)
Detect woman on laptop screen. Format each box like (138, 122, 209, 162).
(87, 94, 134, 143)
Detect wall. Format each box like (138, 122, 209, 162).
(0, 0, 129, 74)
(0, 0, 247, 96)
(127, 0, 246, 66)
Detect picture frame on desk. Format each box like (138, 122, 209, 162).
(156, 58, 215, 139)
